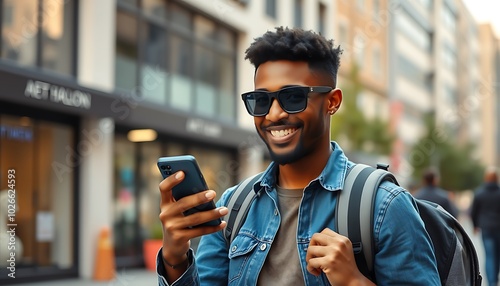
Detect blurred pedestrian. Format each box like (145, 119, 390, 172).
(471, 166, 500, 286)
(413, 167, 458, 218)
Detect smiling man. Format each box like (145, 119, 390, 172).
(157, 27, 440, 285)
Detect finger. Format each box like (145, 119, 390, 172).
(320, 228, 337, 236)
(183, 220, 228, 237)
(174, 206, 229, 230)
(159, 171, 184, 204)
(306, 245, 325, 261)
(310, 229, 347, 246)
(173, 190, 217, 214)
(306, 256, 323, 276)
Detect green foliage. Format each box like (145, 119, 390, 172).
(330, 65, 395, 156)
(148, 222, 164, 239)
(409, 113, 484, 191)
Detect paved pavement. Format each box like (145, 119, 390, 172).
(11, 268, 158, 286)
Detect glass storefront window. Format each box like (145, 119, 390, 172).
(115, 11, 138, 92)
(0, 114, 75, 279)
(41, 0, 75, 74)
(1, 0, 38, 66)
(138, 142, 162, 241)
(113, 135, 138, 257)
(113, 132, 238, 257)
(188, 146, 236, 199)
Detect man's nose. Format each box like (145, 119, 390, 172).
(265, 98, 288, 121)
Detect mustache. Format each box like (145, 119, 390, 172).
(261, 120, 302, 129)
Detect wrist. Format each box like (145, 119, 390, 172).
(162, 252, 189, 270)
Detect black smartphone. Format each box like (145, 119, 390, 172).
(157, 155, 221, 227)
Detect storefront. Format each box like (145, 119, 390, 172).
(0, 64, 121, 284)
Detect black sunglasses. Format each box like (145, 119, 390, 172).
(241, 86, 333, 116)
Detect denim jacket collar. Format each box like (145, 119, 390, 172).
(253, 141, 350, 193)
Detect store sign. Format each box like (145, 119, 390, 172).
(24, 80, 92, 110)
(0, 125, 33, 141)
(186, 118, 222, 138)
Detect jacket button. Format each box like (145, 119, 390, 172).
(274, 209, 278, 215)
(260, 244, 267, 251)
(231, 246, 237, 252)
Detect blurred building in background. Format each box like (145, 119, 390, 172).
(477, 23, 500, 168)
(0, 0, 498, 284)
(386, 0, 490, 183)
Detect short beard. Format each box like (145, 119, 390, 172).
(258, 132, 313, 165)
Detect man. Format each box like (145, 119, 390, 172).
(413, 167, 458, 218)
(471, 167, 500, 286)
(157, 27, 439, 285)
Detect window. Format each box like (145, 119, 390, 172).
(40, 0, 75, 74)
(141, 22, 168, 105)
(0, 0, 76, 75)
(372, 46, 382, 77)
(113, 132, 237, 254)
(265, 0, 277, 18)
(396, 12, 431, 52)
(0, 112, 76, 279)
(354, 33, 365, 67)
(115, 11, 138, 92)
(442, 41, 457, 71)
(339, 22, 348, 45)
(169, 34, 193, 110)
(115, 2, 238, 121)
(417, 0, 433, 10)
(294, 0, 303, 28)
(397, 54, 428, 88)
(442, 4, 456, 32)
(142, 0, 167, 20)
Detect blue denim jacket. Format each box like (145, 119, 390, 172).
(158, 142, 440, 285)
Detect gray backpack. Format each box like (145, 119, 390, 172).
(223, 163, 482, 285)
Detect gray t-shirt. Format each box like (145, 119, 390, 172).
(257, 186, 305, 286)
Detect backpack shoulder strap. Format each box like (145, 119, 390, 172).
(223, 172, 263, 245)
(336, 163, 399, 279)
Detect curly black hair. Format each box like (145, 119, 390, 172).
(245, 26, 343, 87)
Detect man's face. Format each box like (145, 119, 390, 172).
(252, 60, 339, 165)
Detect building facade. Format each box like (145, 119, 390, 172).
(478, 24, 500, 168)
(387, 0, 487, 184)
(0, 0, 335, 284)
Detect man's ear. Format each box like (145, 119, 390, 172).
(328, 88, 342, 114)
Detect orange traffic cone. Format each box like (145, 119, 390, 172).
(93, 227, 116, 281)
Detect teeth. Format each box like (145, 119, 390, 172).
(270, 129, 295, 137)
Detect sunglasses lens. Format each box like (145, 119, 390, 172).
(245, 92, 270, 116)
(279, 88, 307, 113)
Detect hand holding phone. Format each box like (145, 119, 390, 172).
(157, 155, 222, 227)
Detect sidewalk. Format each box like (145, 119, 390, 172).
(12, 268, 158, 286)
